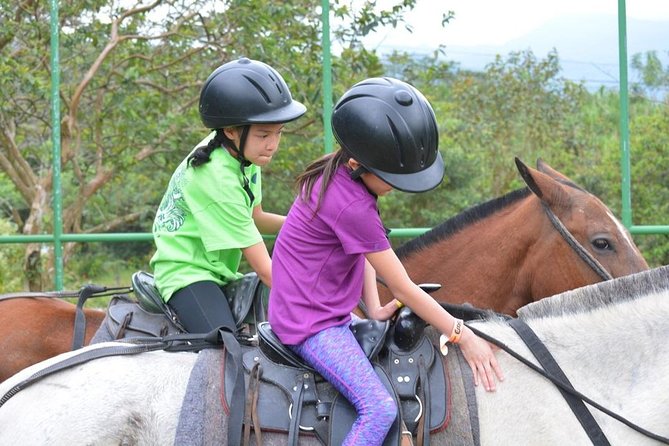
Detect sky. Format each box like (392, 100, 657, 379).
(362, 0, 669, 49)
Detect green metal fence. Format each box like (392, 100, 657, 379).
(1, 0, 668, 290)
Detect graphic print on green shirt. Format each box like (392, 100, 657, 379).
(153, 166, 188, 233)
(150, 136, 264, 302)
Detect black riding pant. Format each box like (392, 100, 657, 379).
(167, 280, 236, 334)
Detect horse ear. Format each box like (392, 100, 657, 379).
(536, 158, 572, 183)
(515, 157, 570, 207)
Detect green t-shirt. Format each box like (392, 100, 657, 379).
(150, 134, 263, 302)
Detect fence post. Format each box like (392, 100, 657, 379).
(50, 0, 64, 290)
(617, 0, 632, 229)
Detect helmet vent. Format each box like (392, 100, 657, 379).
(386, 115, 405, 167)
(243, 75, 271, 104)
(267, 73, 284, 95)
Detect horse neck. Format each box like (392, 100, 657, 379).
(510, 291, 669, 379)
(391, 195, 543, 314)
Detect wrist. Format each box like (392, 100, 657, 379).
(448, 318, 464, 344)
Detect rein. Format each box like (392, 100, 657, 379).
(541, 202, 614, 282)
(0, 290, 80, 302)
(467, 322, 669, 445)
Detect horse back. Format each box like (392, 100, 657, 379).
(0, 298, 104, 381)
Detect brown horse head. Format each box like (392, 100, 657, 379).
(515, 157, 648, 298)
(385, 158, 649, 316)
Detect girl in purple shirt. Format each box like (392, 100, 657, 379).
(269, 77, 503, 445)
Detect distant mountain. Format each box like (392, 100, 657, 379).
(375, 14, 669, 90)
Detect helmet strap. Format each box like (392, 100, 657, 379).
(349, 165, 367, 181)
(236, 126, 255, 203)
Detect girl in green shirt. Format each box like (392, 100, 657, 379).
(150, 58, 306, 333)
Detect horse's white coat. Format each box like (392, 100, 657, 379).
(1, 268, 668, 446)
(0, 344, 196, 445)
(475, 291, 669, 445)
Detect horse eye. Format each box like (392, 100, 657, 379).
(592, 238, 611, 250)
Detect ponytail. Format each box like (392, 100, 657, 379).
(295, 148, 350, 213)
(187, 130, 230, 167)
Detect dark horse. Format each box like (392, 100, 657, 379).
(0, 158, 648, 381)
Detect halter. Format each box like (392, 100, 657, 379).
(541, 202, 614, 282)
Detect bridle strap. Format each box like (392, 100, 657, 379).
(541, 202, 614, 282)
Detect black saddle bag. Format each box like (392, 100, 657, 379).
(91, 271, 267, 343)
(93, 294, 184, 342)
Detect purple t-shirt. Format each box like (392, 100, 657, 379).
(268, 165, 391, 345)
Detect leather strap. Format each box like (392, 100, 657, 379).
(509, 319, 611, 446)
(0, 341, 168, 407)
(287, 374, 305, 446)
(205, 328, 245, 446)
(72, 284, 108, 350)
(243, 362, 262, 446)
(541, 202, 613, 281)
(417, 355, 430, 446)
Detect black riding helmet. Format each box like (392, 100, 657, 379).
(331, 77, 444, 193)
(197, 58, 306, 203)
(199, 57, 306, 129)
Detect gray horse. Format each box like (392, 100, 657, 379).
(1, 266, 668, 445)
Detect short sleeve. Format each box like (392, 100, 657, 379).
(196, 202, 262, 251)
(333, 199, 390, 255)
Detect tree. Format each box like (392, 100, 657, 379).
(449, 49, 590, 196)
(0, 0, 427, 289)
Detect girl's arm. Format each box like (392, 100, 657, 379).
(252, 204, 286, 235)
(365, 248, 504, 392)
(361, 259, 401, 321)
(242, 241, 272, 287)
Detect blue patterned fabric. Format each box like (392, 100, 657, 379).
(291, 323, 397, 445)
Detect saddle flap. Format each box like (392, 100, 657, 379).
(383, 335, 435, 397)
(381, 334, 448, 434)
(234, 347, 333, 434)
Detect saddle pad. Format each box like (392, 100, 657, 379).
(175, 349, 227, 446)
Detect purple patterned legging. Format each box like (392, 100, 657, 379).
(290, 323, 397, 446)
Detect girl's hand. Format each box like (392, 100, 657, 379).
(458, 326, 504, 392)
(367, 299, 402, 321)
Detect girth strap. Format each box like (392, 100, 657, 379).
(206, 328, 246, 446)
(509, 319, 611, 446)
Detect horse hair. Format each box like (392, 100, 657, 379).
(395, 188, 532, 260)
(517, 265, 669, 320)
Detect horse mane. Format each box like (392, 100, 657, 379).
(395, 188, 532, 260)
(517, 265, 669, 320)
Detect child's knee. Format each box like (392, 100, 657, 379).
(375, 395, 398, 427)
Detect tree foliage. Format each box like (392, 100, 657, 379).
(0, 0, 420, 289)
(0, 1, 667, 290)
